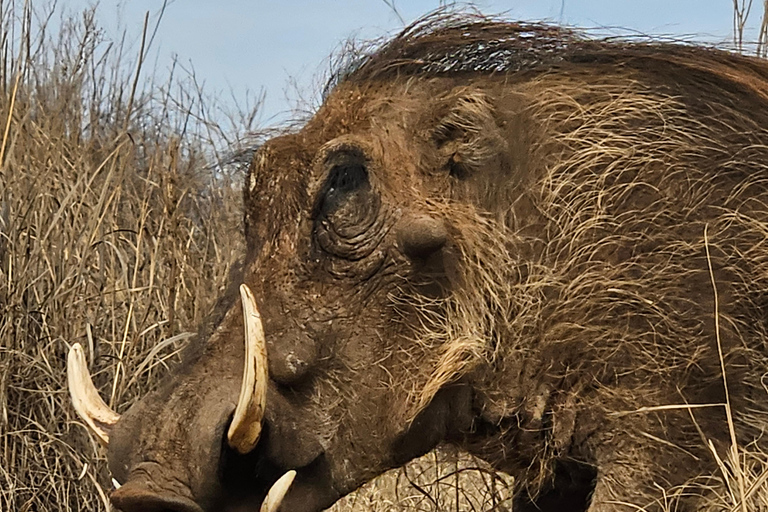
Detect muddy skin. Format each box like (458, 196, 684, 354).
(80, 16, 768, 512)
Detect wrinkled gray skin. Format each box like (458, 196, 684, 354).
(102, 19, 768, 512)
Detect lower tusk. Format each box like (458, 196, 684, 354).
(260, 470, 296, 512)
(67, 343, 120, 445)
(227, 283, 269, 454)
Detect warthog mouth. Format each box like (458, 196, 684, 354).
(110, 463, 305, 512)
(244, 450, 340, 512)
(210, 417, 340, 512)
(69, 284, 339, 512)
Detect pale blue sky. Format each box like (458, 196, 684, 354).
(64, 1, 759, 127)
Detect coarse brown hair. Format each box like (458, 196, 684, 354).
(312, 14, 768, 505)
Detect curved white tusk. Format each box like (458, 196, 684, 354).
(260, 470, 296, 512)
(67, 343, 120, 445)
(227, 283, 269, 454)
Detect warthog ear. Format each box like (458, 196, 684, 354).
(431, 89, 507, 180)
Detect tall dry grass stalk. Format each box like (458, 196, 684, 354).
(0, 2, 244, 509)
(735, 0, 768, 56)
(733, 0, 755, 51)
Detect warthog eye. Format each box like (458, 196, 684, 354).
(313, 147, 386, 260)
(320, 161, 368, 216)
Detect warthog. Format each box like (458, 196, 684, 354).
(68, 15, 768, 512)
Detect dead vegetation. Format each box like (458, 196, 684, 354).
(0, 2, 243, 509)
(332, 447, 514, 512)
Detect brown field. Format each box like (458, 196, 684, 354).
(3, 2, 768, 511)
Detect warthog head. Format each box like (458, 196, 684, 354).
(68, 15, 768, 512)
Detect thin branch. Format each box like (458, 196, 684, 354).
(382, 0, 405, 25)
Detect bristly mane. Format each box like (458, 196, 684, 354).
(335, 16, 580, 80)
(326, 13, 582, 90)
(326, 12, 768, 104)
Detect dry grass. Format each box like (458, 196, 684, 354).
(0, 2, 243, 509)
(332, 447, 514, 512)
